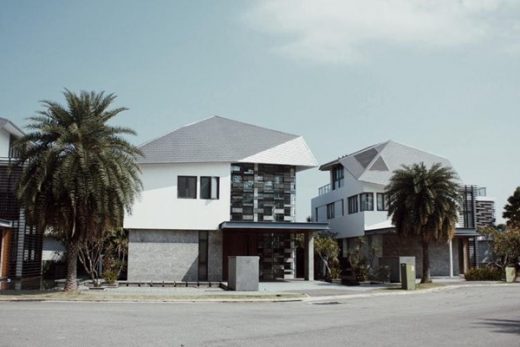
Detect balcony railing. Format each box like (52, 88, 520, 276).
(318, 184, 331, 196)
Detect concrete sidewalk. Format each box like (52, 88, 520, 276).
(1, 277, 516, 303)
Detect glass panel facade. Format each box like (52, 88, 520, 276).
(230, 163, 295, 222)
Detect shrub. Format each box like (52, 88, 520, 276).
(464, 267, 503, 281)
(103, 270, 118, 285)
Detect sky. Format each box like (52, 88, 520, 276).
(1, 0, 519, 223)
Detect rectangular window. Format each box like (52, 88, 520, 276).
(341, 199, 345, 216)
(198, 231, 208, 281)
(360, 193, 374, 211)
(327, 203, 335, 219)
(332, 165, 344, 190)
(315, 207, 319, 222)
(377, 193, 388, 211)
(200, 176, 219, 199)
(348, 195, 358, 214)
(178, 176, 197, 199)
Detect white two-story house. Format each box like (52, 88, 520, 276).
(124, 116, 327, 282)
(311, 141, 495, 277)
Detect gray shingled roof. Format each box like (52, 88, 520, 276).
(138, 116, 303, 164)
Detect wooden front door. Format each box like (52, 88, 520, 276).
(0, 229, 13, 279)
(222, 231, 258, 281)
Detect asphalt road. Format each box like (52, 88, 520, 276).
(1, 285, 519, 347)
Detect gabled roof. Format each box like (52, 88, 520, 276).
(0, 117, 24, 138)
(320, 140, 454, 186)
(138, 116, 317, 170)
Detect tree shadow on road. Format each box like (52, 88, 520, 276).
(478, 319, 520, 336)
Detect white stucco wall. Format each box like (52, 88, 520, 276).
(124, 162, 231, 230)
(0, 128, 10, 157)
(311, 173, 366, 238)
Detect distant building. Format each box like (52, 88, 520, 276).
(124, 116, 327, 282)
(311, 140, 495, 277)
(0, 118, 42, 282)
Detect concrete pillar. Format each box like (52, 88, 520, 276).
(448, 239, 454, 278)
(462, 238, 469, 274)
(304, 231, 314, 281)
(474, 237, 479, 268)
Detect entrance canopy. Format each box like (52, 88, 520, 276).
(219, 221, 329, 232)
(0, 219, 12, 228)
(220, 221, 328, 281)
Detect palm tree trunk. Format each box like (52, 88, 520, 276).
(421, 240, 431, 283)
(64, 241, 79, 291)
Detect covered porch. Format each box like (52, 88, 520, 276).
(363, 222, 482, 277)
(219, 221, 328, 282)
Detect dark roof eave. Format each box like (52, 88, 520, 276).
(0, 218, 13, 228)
(220, 221, 329, 232)
(365, 227, 480, 237)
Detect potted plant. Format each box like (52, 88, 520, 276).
(505, 265, 516, 283)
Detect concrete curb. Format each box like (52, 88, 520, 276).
(0, 293, 309, 304)
(1, 282, 517, 304)
(304, 282, 518, 302)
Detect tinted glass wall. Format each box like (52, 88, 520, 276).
(230, 163, 296, 222)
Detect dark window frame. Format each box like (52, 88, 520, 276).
(200, 176, 220, 200)
(326, 202, 335, 220)
(177, 176, 197, 199)
(360, 192, 374, 212)
(376, 193, 388, 211)
(331, 165, 344, 190)
(348, 195, 358, 214)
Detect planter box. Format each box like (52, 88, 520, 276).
(228, 256, 259, 291)
(505, 266, 516, 283)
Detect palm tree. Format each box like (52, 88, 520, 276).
(386, 162, 460, 283)
(15, 90, 142, 291)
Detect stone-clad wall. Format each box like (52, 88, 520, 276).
(381, 235, 460, 277)
(208, 231, 223, 281)
(128, 229, 199, 281)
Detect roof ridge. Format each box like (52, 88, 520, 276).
(139, 115, 299, 149)
(137, 115, 217, 148)
(210, 115, 300, 138)
(381, 140, 451, 163)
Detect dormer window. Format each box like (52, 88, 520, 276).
(331, 165, 344, 190)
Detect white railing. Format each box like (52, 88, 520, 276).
(318, 184, 331, 196)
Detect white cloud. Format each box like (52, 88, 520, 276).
(244, 0, 520, 64)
